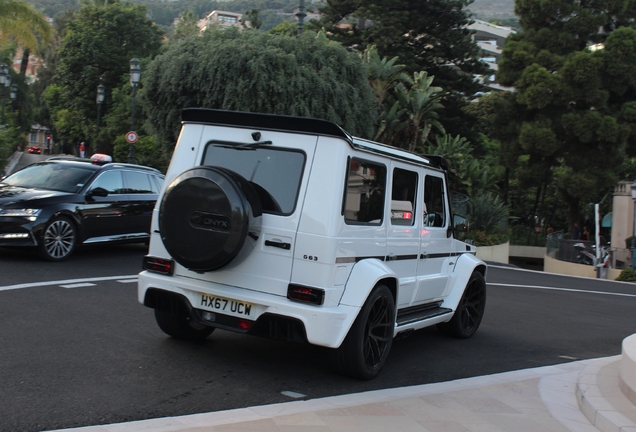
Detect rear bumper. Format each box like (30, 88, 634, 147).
(138, 271, 358, 348)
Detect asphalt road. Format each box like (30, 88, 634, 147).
(2, 152, 636, 431)
(1, 249, 635, 432)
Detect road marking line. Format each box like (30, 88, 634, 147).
(117, 279, 138, 284)
(0, 275, 138, 292)
(60, 283, 97, 289)
(281, 391, 306, 399)
(488, 283, 636, 298)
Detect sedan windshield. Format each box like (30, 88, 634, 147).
(2, 163, 95, 193)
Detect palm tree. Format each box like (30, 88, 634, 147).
(362, 45, 406, 107)
(0, 0, 54, 80)
(0, 0, 54, 54)
(395, 71, 445, 152)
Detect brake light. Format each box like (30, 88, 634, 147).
(287, 284, 325, 305)
(143, 256, 174, 276)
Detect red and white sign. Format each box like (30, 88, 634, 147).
(125, 131, 138, 143)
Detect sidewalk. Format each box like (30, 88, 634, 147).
(49, 355, 636, 432)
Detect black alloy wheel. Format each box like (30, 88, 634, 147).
(437, 271, 486, 338)
(38, 216, 77, 261)
(334, 284, 395, 380)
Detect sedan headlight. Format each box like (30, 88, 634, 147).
(0, 208, 42, 221)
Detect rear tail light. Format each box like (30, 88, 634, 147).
(143, 256, 174, 276)
(238, 319, 253, 330)
(287, 284, 325, 305)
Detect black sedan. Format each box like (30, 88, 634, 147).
(0, 159, 164, 261)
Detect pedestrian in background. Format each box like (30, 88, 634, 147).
(79, 142, 85, 158)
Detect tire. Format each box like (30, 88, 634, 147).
(334, 285, 395, 380)
(38, 216, 77, 261)
(154, 309, 215, 341)
(159, 166, 262, 272)
(437, 271, 486, 338)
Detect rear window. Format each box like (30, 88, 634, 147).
(202, 143, 305, 215)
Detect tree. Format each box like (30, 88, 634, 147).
(496, 0, 636, 233)
(48, 0, 163, 153)
(171, 11, 200, 42)
(313, 0, 490, 142)
(142, 28, 377, 149)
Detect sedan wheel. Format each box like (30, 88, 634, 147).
(38, 217, 77, 261)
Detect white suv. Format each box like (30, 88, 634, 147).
(138, 109, 487, 379)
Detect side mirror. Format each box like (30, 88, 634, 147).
(86, 187, 109, 198)
(453, 214, 469, 233)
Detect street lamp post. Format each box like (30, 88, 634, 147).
(296, 0, 306, 37)
(95, 83, 105, 155)
(631, 181, 636, 269)
(129, 57, 141, 164)
(10, 83, 17, 110)
(0, 64, 7, 124)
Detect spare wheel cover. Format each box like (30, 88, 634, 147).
(159, 166, 262, 272)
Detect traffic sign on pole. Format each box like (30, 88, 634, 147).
(125, 131, 138, 143)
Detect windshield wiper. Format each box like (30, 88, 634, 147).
(213, 141, 273, 151)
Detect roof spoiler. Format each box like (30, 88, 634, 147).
(182, 108, 352, 143)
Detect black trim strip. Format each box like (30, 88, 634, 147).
(335, 251, 474, 264)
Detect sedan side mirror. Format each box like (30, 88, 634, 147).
(86, 187, 109, 198)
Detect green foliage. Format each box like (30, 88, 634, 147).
(373, 70, 445, 152)
(142, 28, 377, 149)
(170, 11, 200, 43)
(314, 0, 490, 143)
(426, 134, 499, 196)
(463, 229, 509, 247)
(616, 268, 636, 282)
(112, 134, 169, 172)
(268, 20, 296, 37)
(463, 193, 510, 246)
(467, 193, 509, 233)
(0, 126, 26, 173)
(0, 0, 55, 54)
(49, 1, 164, 149)
(495, 0, 636, 233)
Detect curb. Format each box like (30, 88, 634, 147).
(576, 356, 636, 432)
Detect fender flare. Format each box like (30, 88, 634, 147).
(443, 252, 487, 312)
(339, 258, 398, 308)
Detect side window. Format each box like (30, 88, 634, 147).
(424, 175, 446, 227)
(123, 171, 154, 194)
(391, 168, 417, 226)
(344, 158, 386, 225)
(90, 171, 125, 194)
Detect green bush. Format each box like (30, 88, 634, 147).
(467, 193, 509, 233)
(616, 268, 636, 282)
(464, 228, 509, 247)
(463, 193, 510, 246)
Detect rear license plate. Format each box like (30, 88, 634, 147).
(199, 294, 253, 317)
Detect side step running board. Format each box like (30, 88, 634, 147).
(396, 304, 452, 327)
